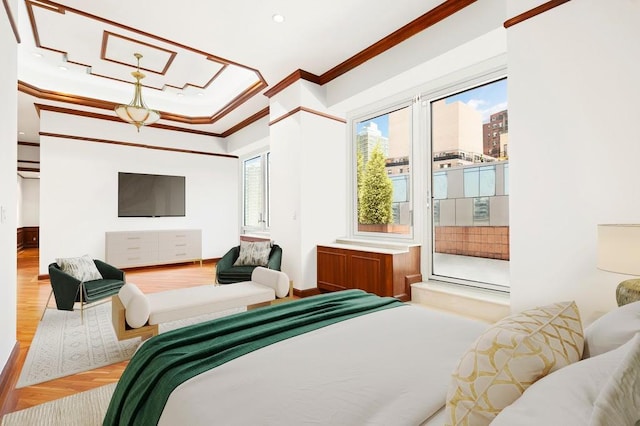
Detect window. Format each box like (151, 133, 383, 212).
(354, 104, 412, 236)
(433, 171, 447, 200)
(430, 77, 509, 290)
(463, 166, 496, 197)
(242, 152, 270, 230)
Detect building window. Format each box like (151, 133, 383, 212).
(242, 152, 270, 230)
(433, 171, 447, 200)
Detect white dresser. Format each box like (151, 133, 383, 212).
(105, 229, 202, 268)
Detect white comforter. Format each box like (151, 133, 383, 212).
(158, 304, 488, 425)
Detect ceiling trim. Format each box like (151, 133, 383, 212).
(100, 31, 178, 76)
(18, 141, 40, 146)
(3, 0, 20, 43)
(18, 167, 39, 172)
(34, 103, 223, 137)
(19, 78, 264, 128)
(24, 0, 263, 72)
(269, 106, 347, 127)
(264, 0, 477, 99)
(263, 69, 322, 98)
(221, 107, 269, 138)
(503, 0, 571, 28)
(39, 131, 238, 159)
(22, 0, 268, 123)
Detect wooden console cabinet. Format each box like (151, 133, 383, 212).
(317, 242, 421, 301)
(106, 229, 202, 268)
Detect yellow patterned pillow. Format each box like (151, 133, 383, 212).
(445, 301, 584, 426)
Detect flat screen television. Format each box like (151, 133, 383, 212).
(118, 172, 186, 217)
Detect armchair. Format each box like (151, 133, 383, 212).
(216, 244, 282, 284)
(44, 259, 126, 320)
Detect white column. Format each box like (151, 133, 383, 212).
(269, 80, 347, 291)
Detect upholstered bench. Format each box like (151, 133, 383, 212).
(112, 267, 290, 340)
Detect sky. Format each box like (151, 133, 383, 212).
(445, 77, 508, 123)
(357, 77, 508, 136)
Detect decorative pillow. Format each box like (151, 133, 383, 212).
(445, 301, 584, 426)
(583, 300, 640, 358)
(56, 254, 103, 282)
(118, 283, 150, 329)
(233, 241, 272, 267)
(590, 332, 640, 426)
(491, 333, 640, 426)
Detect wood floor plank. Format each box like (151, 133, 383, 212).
(7, 249, 220, 413)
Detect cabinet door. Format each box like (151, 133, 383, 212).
(349, 251, 392, 296)
(317, 247, 348, 292)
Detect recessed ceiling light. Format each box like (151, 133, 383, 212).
(19, 131, 25, 135)
(32, 52, 42, 58)
(197, 92, 204, 97)
(272, 13, 285, 23)
(177, 93, 184, 97)
(59, 66, 68, 71)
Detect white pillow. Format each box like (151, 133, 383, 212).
(118, 283, 150, 329)
(56, 254, 103, 281)
(583, 300, 640, 358)
(233, 241, 272, 266)
(491, 333, 640, 426)
(445, 301, 584, 426)
(590, 332, 640, 426)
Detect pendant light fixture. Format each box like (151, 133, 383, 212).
(114, 53, 160, 131)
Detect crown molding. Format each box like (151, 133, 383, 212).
(264, 0, 477, 99)
(2, 0, 20, 43)
(35, 103, 223, 137)
(39, 131, 238, 159)
(504, 0, 571, 28)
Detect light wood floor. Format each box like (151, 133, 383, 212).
(7, 248, 221, 414)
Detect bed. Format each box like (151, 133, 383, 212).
(103, 290, 640, 426)
(103, 290, 489, 425)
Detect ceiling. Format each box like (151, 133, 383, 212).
(15, 0, 452, 178)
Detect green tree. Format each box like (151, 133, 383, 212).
(359, 143, 393, 224)
(356, 149, 364, 211)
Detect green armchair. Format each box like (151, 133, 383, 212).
(216, 244, 282, 284)
(46, 259, 126, 317)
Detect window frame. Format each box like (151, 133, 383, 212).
(422, 71, 509, 293)
(349, 100, 415, 241)
(240, 151, 270, 234)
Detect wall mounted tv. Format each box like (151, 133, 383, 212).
(118, 172, 186, 217)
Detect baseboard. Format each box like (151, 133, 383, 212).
(0, 342, 20, 417)
(293, 287, 321, 298)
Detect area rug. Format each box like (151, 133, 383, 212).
(17, 302, 244, 388)
(1, 383, 116, 426)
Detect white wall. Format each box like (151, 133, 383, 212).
(39, 111, 239, 274)
(508, 0, 640, 320)
(0, 0, 18, 372)
(20, 178, 39, 226)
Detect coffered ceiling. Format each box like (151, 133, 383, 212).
(14, 0, 465, 177)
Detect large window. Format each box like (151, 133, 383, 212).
(354, 104, 412, 237)
(430, 77, 509, 290)
(242, 152, 270, 231)
(348, 73, 508, 292)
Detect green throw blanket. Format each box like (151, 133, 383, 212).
(103, 289, 404, 426)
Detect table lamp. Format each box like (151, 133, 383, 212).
(597, 224, 640, 306)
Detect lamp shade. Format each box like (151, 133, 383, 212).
(597, 224, 640, 275)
